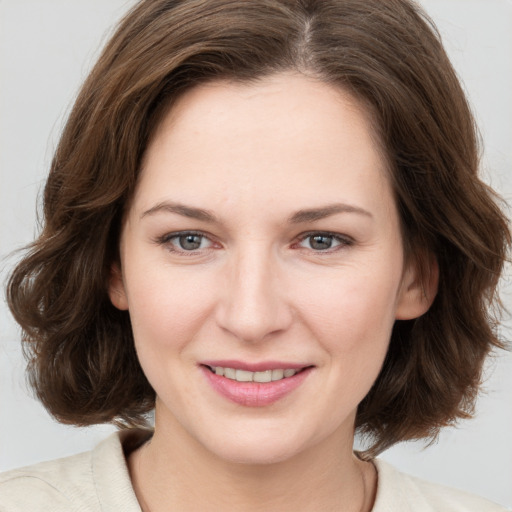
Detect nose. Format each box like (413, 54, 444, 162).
(215, 245, 293, 343)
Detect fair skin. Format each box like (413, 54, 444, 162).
(109, 72, 436, 512)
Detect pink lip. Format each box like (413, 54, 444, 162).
(200, 360, 308, 372)
(200, 364, 313, 407)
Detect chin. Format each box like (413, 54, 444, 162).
(190, 420, 311, 466)
(211, 438, 303, 466)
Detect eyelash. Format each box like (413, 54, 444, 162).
(155, 231, 215, 256)
(294, 231, 354, 252)
(154, 230, 354, 255)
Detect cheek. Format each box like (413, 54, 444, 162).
(294, 261, 402, 355)
(296, 267, 401, 414)
(124, 266, 221, 406)
(124, 263, 218, 354)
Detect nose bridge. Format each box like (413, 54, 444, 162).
(216, 241, 290, 342)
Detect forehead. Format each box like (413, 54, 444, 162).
(134, 72, 393, 220)
(148, 73, 384, 161)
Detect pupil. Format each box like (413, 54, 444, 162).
(179, 234, 201, 250)
(310, 235, 332, 250)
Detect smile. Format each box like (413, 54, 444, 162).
(201, 363, 313, 407)
(207, 366, 300, 383)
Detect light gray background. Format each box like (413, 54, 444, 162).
(1, 0, 511, 508)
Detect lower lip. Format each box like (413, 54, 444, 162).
(201, 366, 313, 407)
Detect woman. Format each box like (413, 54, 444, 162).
(1, 0, 510, 510)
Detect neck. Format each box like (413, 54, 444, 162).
(128, 415, 376, 512)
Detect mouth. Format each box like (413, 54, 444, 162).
(200, 362, 314, 407)
(203, 365, 310, 383)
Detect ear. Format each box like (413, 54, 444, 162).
(395, 252, 439, 320)
(108, 263, 129, 311)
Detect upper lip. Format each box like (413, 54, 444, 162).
(200, 360, 312, 372)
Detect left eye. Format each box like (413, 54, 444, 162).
(298, 233, 348, 251)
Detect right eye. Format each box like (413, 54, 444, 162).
(157, 231, 215, 253)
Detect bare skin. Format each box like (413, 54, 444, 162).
(128, 412, 377, 512)
(110, 72, 436, 511)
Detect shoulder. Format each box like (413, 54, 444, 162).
(0, 429, 148, 512)
(372, 459, 509, 512)
(0, 448, 97, 512)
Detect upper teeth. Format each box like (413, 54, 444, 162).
(213, 367, 299, 383)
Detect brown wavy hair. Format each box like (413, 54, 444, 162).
(6, 0, 510, 457)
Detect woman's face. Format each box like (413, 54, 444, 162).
(110, 73, 430, 464)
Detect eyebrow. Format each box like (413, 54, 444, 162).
(140, 201, 373, 223)
(141, 202, 217, 222)
(288, 203, 373, 223)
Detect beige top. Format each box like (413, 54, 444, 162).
(0, 429, 508, 511)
